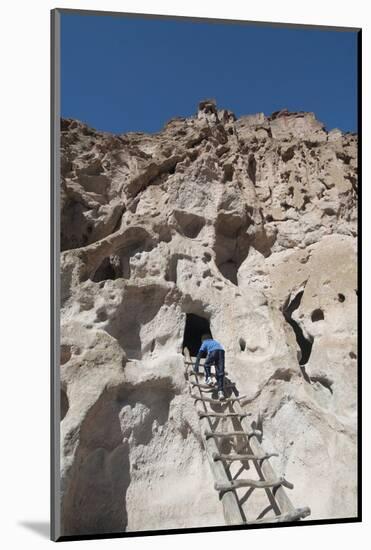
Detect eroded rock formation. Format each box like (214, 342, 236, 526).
(60, 100, 358, 535)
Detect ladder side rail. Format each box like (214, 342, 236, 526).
(232, 390, 296, 515)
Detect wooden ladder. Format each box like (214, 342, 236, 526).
(183, 348, 311, 525)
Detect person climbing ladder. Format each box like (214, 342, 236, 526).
(194, 334, 225, 400)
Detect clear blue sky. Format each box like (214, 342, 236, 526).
(60, 12, 358, 134)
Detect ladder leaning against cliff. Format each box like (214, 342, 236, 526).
(183, 347, 311, 525)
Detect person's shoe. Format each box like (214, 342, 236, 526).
(205, 377, 213, 386)
(218, 390, 225, 401)
(192, 367, 199, 374)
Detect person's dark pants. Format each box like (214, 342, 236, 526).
(204, 350, 225, 392)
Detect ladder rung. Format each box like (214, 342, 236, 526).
(191, 381, 235, 389)
(191, 393, 246, 404)
(205, 430, 262, 440)
(215, 477, 293, 493)
(212, 452, 279, 462)
(190, 384, 217, 392)
(248, 507, 311, 524)
(198, 411, 251, 419)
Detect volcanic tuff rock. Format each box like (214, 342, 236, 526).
(60, 100, 358, 535)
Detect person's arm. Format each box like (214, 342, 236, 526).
(194, 342, 206, 371)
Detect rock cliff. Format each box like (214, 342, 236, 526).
(59, 100, 358, 536)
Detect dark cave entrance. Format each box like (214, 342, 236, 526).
(91, 257, 118, 282)
(283, 290, 313, 366)
(218, 261, 239, 286)
(182, 313, 212, 357)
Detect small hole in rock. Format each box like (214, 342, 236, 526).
(301, 195, 310, 211)
(338, 293, 345, 302)
(97, 310, 108, 322)
(349, 351, 356, 359)
(311, 309, 324, 322)
(239, 338, 246, 352)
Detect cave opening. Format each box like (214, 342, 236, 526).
(311, 308, 324, 322)
(173, 210, 205, 239)
(92, 256, 119, 282)
(283, 290, 313, 366)
(182, 313, 212, 357)
(218, 260, 238, 286)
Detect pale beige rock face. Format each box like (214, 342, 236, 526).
(59, 102, 358, 535)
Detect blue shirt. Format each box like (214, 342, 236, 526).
(194, 338, 224, 371)
(199, 339, 224, 354)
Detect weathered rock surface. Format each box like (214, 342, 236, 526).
(60, 100, 358, 536)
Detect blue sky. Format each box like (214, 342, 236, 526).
(61, 12, 358, 134)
